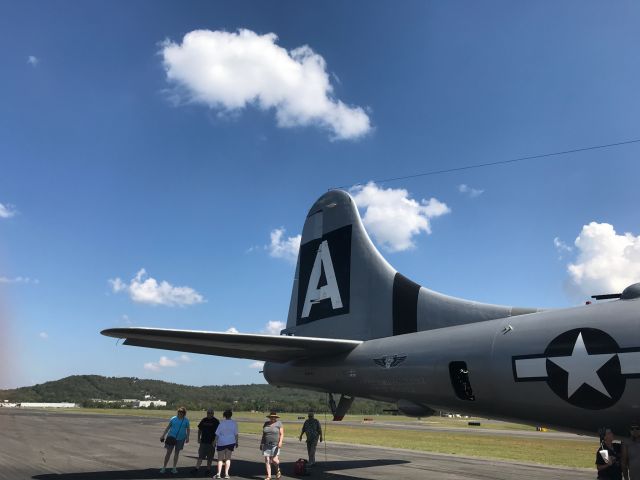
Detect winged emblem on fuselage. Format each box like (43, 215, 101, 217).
(373, 354, 407, 369)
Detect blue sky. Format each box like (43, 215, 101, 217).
(1, 1, 640, 389)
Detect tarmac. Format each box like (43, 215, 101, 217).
(1, 409, 594, 480)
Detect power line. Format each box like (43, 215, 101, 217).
(337, 138, 640, 189)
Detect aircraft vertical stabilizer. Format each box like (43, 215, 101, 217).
(283, 190, 539, 341)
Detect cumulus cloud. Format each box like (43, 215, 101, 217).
(350, 182, 451, 252)
(249, 361, 265, 369)
(566, 222, 640, 295)
(268, 228, 301, 263)
(27, 56, 39, 67)
(0, 276, 38, 285)
(458, 184, 484, 198)
(109, 269, 205, 307)
(39, 332, 48, 340)
(225, 327, 240, 334)
(161, 29, 371, 140)
(0, 203, 17, 219)
(144, 354, 191, 371)
(263, 320, 285, 335)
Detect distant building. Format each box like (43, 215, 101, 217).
(135, 400, 167, 408)
(18, 402, 77, 408)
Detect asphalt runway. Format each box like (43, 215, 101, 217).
(1, 409, 594, 480)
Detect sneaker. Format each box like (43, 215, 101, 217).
(214, 475, 221, 479)
(160, 467, 166, 474)
(171, 467, 178, 474)
(224, 476, 230, 479)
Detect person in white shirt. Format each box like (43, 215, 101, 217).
(214, 409, 238, 479)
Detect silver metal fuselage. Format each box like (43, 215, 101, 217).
(266, 298, 640, 435)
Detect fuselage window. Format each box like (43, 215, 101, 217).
(449, 361, 475, 401)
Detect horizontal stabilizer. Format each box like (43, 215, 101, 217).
(101, 327, 361, 363)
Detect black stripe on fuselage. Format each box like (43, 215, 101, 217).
(392, 273, 421, 336)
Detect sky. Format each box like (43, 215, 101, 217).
(1, 0, 640, 389)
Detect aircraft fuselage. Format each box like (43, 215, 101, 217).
(265, 298, 640, 435)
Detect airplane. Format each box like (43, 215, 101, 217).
(102, 189, 640, 436)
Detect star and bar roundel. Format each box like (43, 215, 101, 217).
(512, 328, 640, 410)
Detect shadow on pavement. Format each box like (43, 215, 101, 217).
(32, 458, 409, 480)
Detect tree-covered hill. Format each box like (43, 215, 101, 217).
(0, 375, 394, 414)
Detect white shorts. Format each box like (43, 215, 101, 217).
(263, 445, 280, 457)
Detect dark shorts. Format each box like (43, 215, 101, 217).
(165, 439, 185, 452)
(198, 443, 215, 460)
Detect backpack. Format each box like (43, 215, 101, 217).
(294, 458, 310, 476)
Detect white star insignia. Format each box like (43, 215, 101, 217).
(548, 333, 615, 398)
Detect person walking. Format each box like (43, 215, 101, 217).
(191, 408, 220, 476)
(214, 409, 238, 479)
(597, 427, 623, 480)
(260, 412, 284, 480)
(623, 422, 640, 480)
(299, 411, 322, 466)
(160, 406, 190, 475)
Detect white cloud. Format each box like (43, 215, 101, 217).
(0, 276, 38, 285)
(27, 56, 39, 67)
(263, 320, 285, 335)
(0, 203, 17, 219)
(161, 29, 371, 140)
(143, 362, 161, 372)
(109, 269, 205, 307)
(144, 354, 190, 371)
(553, 237, 573, 260)
(158, 356, 178, 367)
(39, 332, 48, 340)
(249, 361, 265, 369)
(458, 184, 484, 198)
(268, 228, 301, 263)
(225, 327, 239, 334)
(350, 182, 451, 252)
(566, 222, 640, 295)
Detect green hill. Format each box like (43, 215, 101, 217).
(0, 375, 394, 414)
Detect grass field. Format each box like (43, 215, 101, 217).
(33, 408, 595, 469)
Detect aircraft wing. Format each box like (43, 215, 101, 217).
(101, 327, 362, 363)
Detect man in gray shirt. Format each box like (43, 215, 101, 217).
(299, 412, 323, 466)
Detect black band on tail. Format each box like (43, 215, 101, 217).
(392, 273, 421, 336)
